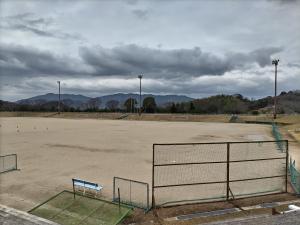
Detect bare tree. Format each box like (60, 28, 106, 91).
(106, 100, 119, 111)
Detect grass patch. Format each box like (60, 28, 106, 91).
(29, 190, 132, 225)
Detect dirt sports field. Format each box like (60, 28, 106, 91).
(0, 116, 299, 212)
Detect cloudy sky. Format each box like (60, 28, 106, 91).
(0, 0, 299, 101)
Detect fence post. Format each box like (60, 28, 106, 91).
(147, 183, 149, 211)
(152, 144, 155, 209)
(72, 179, 75, 199)
(129, 180, 132, 204)
(113, 177, 115, 201)
(226, 142, 230, 200)
(15, 154, 18, 170)
(118, 187, 121, 213)
(286, 140, 289, 193)
(1, 156, 4, 171)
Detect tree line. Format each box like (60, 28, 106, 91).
(1, 91, 299, 114)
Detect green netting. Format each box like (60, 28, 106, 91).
(272, 123, 300, 194)
(289, 157, 300, 194)
(29, 190, 132, 225)
(272, 123, 284, 152)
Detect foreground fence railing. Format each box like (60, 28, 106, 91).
(152, 140, 288, 207)
(289, 157, 300, 194)
(272, 123, 300, 194)
(0, 154, 17, 173)
(113, 177, 150, 211)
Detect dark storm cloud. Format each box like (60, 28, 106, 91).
(79, 44, 283, 78)
(0, 44, 92, 76)
(226, 47, 283, 68)
(0, 43, 283, 78)
(0, 13, 83, 40)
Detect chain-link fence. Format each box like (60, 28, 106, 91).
(113, 177, 150, 211)
(152, 140, 288, 207)
(0, 154, 17, 173)
(289, 157, 300, 194)
(272, 123, 300, 194)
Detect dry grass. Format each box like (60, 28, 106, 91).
(283, 123, 300, 142)
(1, 111, 299, 125)
(0, 111, 231, 122)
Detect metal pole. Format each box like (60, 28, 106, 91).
(15, 154, 17, 170)
(147, 183, 149, 211)
(272, 59, 279, 119)
(140, 78, 141, 115)
(138, 75, 143, 116)
(57, 81, 61, 114)
(72, 179, 75, 199)
(226, 142, 230, 200)
(113, 177, 115, 200)
(274, 64, 277, 119)
(118, 187, 121, 213)
(152, 144, 155, 208)
(285, 140, 289, 193)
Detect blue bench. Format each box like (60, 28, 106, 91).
(72, 178, 103, 197)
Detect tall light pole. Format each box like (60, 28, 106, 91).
(57, 81, 61, 114)
(138, 75, 143, 116)
(272, 59, 279, 119)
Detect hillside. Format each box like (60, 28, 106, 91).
(1, 91, 299, 114)
(188, 91, 300, 114)
(14, 93, 193, 110)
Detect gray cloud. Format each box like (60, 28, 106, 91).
(124, 0, 139, 5)
(0, 44, 92, 76)
(0, 13, 83, 40)
(0, 43, 283, 79)
(80, 44, 283, 78)
(269, 0, 298, 4)
(132, 9, 149, 20)
(0, 0, 299, 101)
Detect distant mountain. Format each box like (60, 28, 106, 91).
(2, 91, 298, 113)
(14, 93, 193, 109)
(16, 93, 91, 109)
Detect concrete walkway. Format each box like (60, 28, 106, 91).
(204, 211, 300, 225)
(0, 204, 59, 225)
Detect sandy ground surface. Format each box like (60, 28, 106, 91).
(0, 117, 296, 212)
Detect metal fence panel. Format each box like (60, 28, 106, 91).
(0, 154, 17, 173)
(113, 177, 150, 211)
(153, 140, 288, 207)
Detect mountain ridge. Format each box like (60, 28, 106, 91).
(1, 90, 299, 113)
(15, 93, 194, 109)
